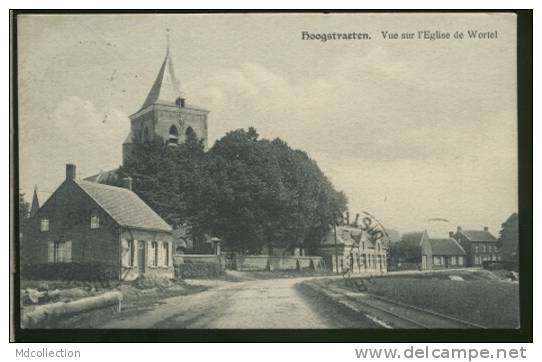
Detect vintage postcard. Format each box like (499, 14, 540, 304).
(12, 11, 527, 340)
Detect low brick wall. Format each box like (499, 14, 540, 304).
(234, 255, 324, 271)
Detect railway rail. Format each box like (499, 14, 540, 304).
(303, 280, 487, 329)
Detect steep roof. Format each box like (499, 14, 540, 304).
(322, 225, 373, 247)
(428, 238, 466, 256)
(74, 180, 171, 232)
(460, 230, 497, 242)
(140, 50, 182, 110)
(503, 213, 518, 226)
(84, 168, 121, 185)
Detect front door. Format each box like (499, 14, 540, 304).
(138, 241, 146, 274)
(422, 255, 427, 270)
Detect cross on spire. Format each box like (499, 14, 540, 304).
(166, 28, 170, 54)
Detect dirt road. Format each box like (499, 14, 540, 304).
(101, 277, 373, 329)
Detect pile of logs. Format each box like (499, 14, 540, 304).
(21, 291, 123, 328)
(22, 288, 62, 305)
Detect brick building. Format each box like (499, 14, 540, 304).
(21, 164, 174, 281)
(419, 231, 466, 270)
(319, 225, 387, 274)
(453, 226, 500, 267)
(399, 231, 466, 270)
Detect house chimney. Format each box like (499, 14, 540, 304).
(484, 226, 489, 232)
(449, 231, 454, 238)
(123, 177, 133, 191)
(354, 213, 360, 226)
(457, 225, 462, 232)
(66, 164, 76, 180)
(346, 212, 350, 226)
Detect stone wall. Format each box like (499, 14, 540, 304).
(233, 255, 325, 271)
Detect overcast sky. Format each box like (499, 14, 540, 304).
(17, 13, 517, 235)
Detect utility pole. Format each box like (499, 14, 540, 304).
(333, 219, 339, 274)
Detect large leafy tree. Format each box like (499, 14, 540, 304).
(116, 127, 347, 254)
(202, 128, 347, 253)
(119, 132, 208, 228)
(389, 241, 421, 264)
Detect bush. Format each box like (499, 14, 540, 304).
(21, 262, 118, 282)
(388, 262, 420, 271)
(482, 260, 518, 271)
(175, 262, 223, 279)
(134, 274, 174, 289)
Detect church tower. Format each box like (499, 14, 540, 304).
(123, 43, 209, 164)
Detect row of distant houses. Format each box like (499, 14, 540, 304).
(319, 222, 511, 274)
(401, 227, 500, 271)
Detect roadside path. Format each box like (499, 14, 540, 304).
(102, 278, 338, 328)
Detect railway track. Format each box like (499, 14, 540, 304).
(304, 281, 487, 329)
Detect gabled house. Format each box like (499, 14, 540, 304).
(397, 230, 466, 270)
(21, 164, 173, 281)
(420, 232, 466, 270)
(320, 225, 387, 274)
(453, 226, 499, 267)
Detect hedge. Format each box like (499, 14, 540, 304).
(482, 260, 518, 272)
(21, 262, 118, 281)
(175, 262, 223, 279)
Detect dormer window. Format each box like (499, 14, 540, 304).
(90, 211, 100, 229)
(40, 218, 49, 232)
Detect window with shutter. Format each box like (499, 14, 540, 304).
(148, 242, 154, 267)
(121, 239, 130, 267)
(52, 241, 72, 263)
(163, 242, 169, 266)
(129, 240, 135, 267)
(153, 242, 158, 267)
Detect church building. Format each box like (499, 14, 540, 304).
(122, 47, 210, 164)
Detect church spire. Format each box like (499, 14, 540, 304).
(139, 29, 183, 110)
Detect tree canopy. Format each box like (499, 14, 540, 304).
(389, 240, 421, 264)
(18, 191, 30, 225)
(117, 127, 347, 254)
